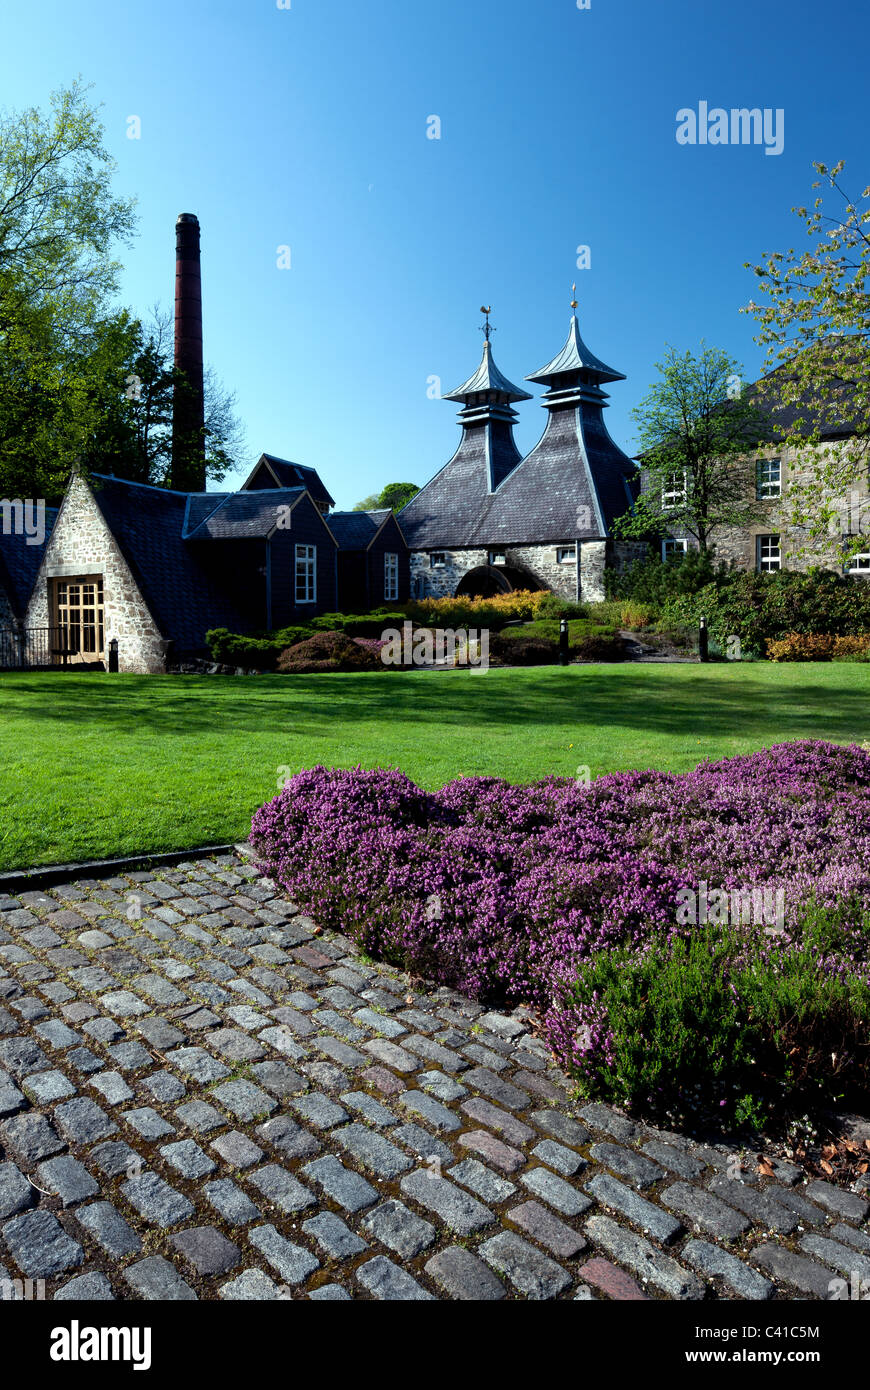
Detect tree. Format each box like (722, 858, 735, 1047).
(352, 481, 419, 512)
(0, 79, 136, 500)
(83, 306, 244, 488)
(0, 83, 243, 501)
(612, 344, 772, 552)
(743, 160, 870, 560)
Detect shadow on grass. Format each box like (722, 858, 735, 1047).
(0, 666, 868, 747)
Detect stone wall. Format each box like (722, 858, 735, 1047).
(646, 441, 870, 574)
(0, 582, 14, 628)
(25, 474, 168, 674)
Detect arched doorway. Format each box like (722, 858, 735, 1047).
(454, 565, 543, 599)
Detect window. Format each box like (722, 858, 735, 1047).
(384, 552, 399, 601)
(54, 578, 104, 661)
(430, 552, 446, 568)
(756, 458, 781, 500)
(556, 547, 576, 564)
(847, 553, 870, 575)
(488, 550, 506, 566)
(662, 471, 687, 510)
(757, 535, 781, 572)
(295, 544, 316, 603)
(661, 538, 688, 561)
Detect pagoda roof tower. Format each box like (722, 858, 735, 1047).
(398, 311, 529, 549)
(466, 300, 637, 545)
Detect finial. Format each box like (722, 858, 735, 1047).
(479, 305, 494, 343)
(570, 282, 578, 313)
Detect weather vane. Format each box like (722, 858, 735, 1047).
(479, 305, 494, 342)
(570, 283, 578, 312)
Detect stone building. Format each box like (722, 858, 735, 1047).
(8, 458, 409, 673)
(651, 375, 870, 577)
(398, 310, 643, 602)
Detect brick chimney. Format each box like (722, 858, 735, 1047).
(171, 213, 206, 491)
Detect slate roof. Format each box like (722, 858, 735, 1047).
(443, 342, 532, 403)
(183, 489, 306, 540)
(397, 420, 524, 549)
(0, 508, 57, 619)
(90, 477, 252, 651)
(398, 314, 637, 550)
(527, 316, 625, 386)
(327, 511, 381, 549)
(246, 455, 335, 508)
(471, 404, 637, 545)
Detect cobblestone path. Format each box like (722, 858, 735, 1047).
(0, 851, 867, 1301)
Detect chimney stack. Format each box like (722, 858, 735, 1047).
(171, 213, 206, 491)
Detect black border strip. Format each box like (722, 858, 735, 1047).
(0, 841, 254, 892)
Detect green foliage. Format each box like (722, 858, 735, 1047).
(352, 482, 420, 512)
(532, 592, 589, 620)
(743, 160, 870, 560)
(612, 343, 773, 551)
(0, 85, 242, 500)
(308, 609, 406, 637)
(204, 626, 313, 669)
(605, 546, 728, 605)
(564, 921, 870, 1129)
(662, 568, 870, 653)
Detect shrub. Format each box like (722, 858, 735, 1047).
(663, 568, 870, 653)
(552, 924, 870, 1128)
(605, 547, 728, 605)
(276, 630, 381, 673)
(498, 620, 625, 661)
(250, 740, 870, 1129)
(533, 592, 589, 620)
(489, 634, 555, 665)
(586, 600, 656, 630)
(768, 632, 870, 662)
(205, 626, 312, 669)
(309, 609, 405, 637)
(407, 589, 552, 628)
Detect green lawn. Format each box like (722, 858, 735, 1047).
(1, 663, 868, 872)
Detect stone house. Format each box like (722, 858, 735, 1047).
(398, 312, 644, 602)
(651, 385, 870, 577)
(6, 455, 410, 673)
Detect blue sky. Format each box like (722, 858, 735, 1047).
(3, 0, 868, 506)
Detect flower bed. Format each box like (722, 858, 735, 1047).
(250, 741, 870, 1128)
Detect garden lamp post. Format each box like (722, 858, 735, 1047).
(559, 617, 570, 666)
(699, 616, 709, 663)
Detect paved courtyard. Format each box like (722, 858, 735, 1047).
(0, 850, 868, 1302)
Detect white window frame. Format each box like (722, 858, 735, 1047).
(661, 538, 688, 561)
(295, 544, 317, 603)
(756, 457, 782, 500)
(488, 549, 506, 566)
(556, 546, 576, 564)
(661, 470, 687, 510)
(430, 552, 446, 568)
(384, 551, 399, 601)
(847, 552, 870, 575)
(757, 535, 781, 573)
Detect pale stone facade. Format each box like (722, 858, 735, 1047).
(657, 441, 870, 576)
(411, 538, 648, 604)
(25, 474, 168, 674)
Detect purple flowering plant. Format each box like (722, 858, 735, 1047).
(250, 740, 870, 1124)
